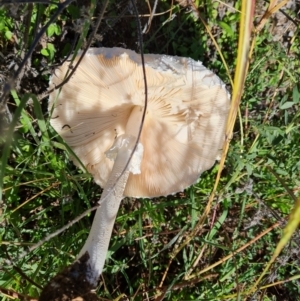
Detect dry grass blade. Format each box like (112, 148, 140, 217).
(186, 221, 280, 280)
(256, 0, 291, 32)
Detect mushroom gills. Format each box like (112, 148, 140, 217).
(77, 105, 145, 286)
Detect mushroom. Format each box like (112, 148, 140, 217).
(48, 47, 230, 289)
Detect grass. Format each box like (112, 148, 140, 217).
(1, 0, 300, 300)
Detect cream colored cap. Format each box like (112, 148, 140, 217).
(49, 47, 230, 197)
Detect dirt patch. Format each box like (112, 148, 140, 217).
(39, 253, 99, 301)
(257, 0, 298, 45)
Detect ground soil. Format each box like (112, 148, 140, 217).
(39, 253, 99, 301)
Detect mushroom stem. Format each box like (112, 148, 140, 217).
(77, 106, 144, 287)
(77, 146, 130, 287)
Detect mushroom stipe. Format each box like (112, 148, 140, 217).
(43, 47, 230, 298)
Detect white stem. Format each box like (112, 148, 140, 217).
(77, 106, 143, 287)
(78, 145, 130, 286)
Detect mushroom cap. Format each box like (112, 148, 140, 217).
(49, 47, 230, 198)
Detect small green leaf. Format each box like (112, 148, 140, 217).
(21, 144, 31, 152)
(280, 101, 294, 110)
(47, 43, 56, 60)
(41, 48, 49, 56)
(47, 43, 55, 52)
(218, 21, 234, 37)
(5, 30, 12, 40)
(292, 86, 299, 104)
(47, 24, 61, 37)
(47, 24, 55, 37)
(54, 25, 61, 35)
(0, 21, 5, 31)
